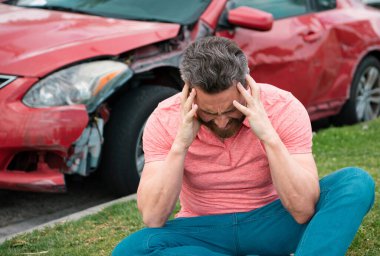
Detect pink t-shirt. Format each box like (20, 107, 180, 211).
(143, 84, 312, 218)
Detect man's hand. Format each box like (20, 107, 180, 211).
(175, 83, 200, 150)
(233, 74, 276, 142)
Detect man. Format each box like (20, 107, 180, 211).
(113, 37, 375, 255)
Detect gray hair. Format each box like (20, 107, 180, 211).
(180, 36, 249, 93)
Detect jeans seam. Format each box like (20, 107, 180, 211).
(233, 214, 239, 256)
(239, 208, 288, 224)
(167, 223, 235, 228)
(146, 226, 233, 252)
(146, 228, 202, 250)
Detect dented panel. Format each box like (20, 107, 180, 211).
(216, 2, 380, 121)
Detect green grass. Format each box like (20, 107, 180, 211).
(312, 120, 380, 256)
(1, 119, 379, 256)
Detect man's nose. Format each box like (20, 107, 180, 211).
(214, 115, 230, 129)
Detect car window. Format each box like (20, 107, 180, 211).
(3, 0, 211, 25)
(230, 0, 310, 20)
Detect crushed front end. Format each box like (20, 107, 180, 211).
(0, 61, 132, 192)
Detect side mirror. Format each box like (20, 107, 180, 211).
(228, 6, 274, 31)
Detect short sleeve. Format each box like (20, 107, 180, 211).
(271, 94, 313, 154)
(142, 111, 174, 163)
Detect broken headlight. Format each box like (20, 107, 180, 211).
(23, 60, 131, 112)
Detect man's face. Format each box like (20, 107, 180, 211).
(194, 85, 245, 139)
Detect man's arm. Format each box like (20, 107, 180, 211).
(137, 145, 187, 228)
(263, 137, 319, 224)
(137, 84, 200, 227)
(233, 75, 319, 224)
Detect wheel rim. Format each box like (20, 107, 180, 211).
(356, 66, 380, 121)
(135, 122, 146, 177)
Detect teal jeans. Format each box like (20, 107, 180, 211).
(112, 168, 375, 256)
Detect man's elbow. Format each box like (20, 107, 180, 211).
(140, 209, 169, 228)
(289, 190, 319, 224)
(293, 211, 314, 224)
(143, 217, 166, 228)
(291, 206, 315, 224)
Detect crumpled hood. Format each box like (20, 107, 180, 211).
(0, 4, 180, 77)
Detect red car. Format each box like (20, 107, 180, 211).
(0, 0, 379, 195)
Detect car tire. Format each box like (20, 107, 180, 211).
(100, 85, 178, 196)
(334, 56, 380, 125)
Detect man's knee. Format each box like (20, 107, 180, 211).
(321, 167, 375, 211)
(345, 167, 375, 210)
(112, 228, 152, 256)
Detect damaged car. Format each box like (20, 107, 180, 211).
(0, 0, 380, 195)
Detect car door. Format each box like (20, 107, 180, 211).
(305, 0, 346, 117)
(216, 0, 343, 114)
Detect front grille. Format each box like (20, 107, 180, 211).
(0, 75, 17, 89)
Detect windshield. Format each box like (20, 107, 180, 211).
(4, 0, 211, 25)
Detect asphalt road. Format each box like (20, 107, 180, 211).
(0, 175, 119, 239)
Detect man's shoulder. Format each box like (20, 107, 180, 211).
(260, 83, 307, 120)
(260, 83, 293, 103)
(148, 92, 181, 132)
(153, 92, 181, 115)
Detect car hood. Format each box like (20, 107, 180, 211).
(0, 4, 180, 77)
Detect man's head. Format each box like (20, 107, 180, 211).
(180, 36, 249, 93)
(180, 37, 249, 138)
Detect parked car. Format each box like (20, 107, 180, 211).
(0, 0, 379, 195)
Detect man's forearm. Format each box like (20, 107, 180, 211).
(137, 141, 188, 227)
(263, 134, 320, 224)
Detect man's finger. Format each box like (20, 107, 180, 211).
(245, 74, 260, 100)
(237, 82, 253, 105)
(183, 88, 196, 113)
(184, 104, 198, 123)
(233, 100, 250, 116)
(181, 83, 190, 105)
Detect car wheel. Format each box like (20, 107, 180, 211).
(336, 56, 380, 124)
(100, 85, 178, 196)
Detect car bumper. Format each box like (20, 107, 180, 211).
(0, 77, 89, 192)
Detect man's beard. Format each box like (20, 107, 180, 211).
(198, 115, 245, 139)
